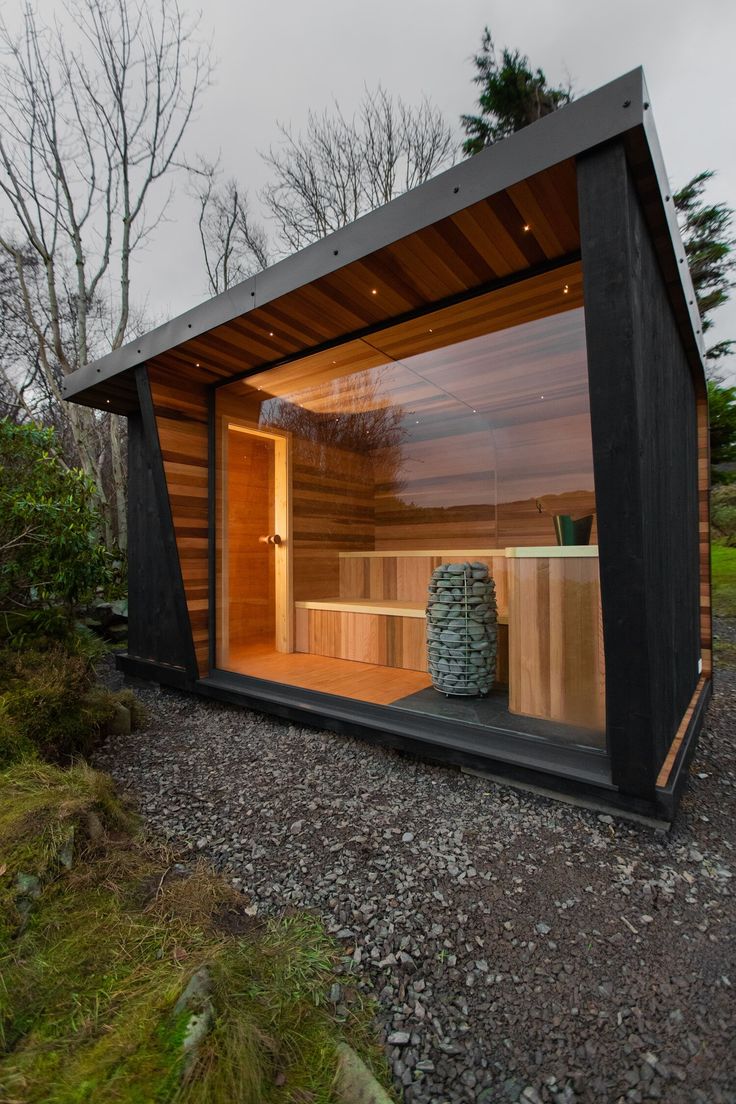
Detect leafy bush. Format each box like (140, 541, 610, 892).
(708, 380, 736, 485)
(712, 484, 736, 545)
(0, 420, 111, 634)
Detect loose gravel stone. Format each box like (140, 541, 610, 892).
(94, 642, 736, 1104)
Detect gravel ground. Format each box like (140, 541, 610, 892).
(96, 638, 736, 1104)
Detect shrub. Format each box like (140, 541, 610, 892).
(0, 636, 145, 768)
(712, 484, 736, 546)
(0, 420, 111, 634)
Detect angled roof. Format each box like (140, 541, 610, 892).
(63, 67, 704, 415)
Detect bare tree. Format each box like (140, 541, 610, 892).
(261, 86, 456, 253)
(0, 0, 210, 549)
(195, 166, 270, 295)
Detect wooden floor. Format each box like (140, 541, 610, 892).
(224, 642, 432, 705)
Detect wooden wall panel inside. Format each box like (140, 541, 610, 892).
(508, 555, 605, 730)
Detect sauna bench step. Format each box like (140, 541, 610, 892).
(295, 598, 508, 626)
(295, 598, 426, 618)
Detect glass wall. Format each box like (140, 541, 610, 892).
(216, 269, 604, 749)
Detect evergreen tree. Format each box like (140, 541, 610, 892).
(460, 28, 572, 156)
(674, 171, 735, 368)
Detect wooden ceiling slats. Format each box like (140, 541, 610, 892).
(322, 259, 420, 319)
(485, 191, 548, 269)
(135, 160, 583, 404)
(448, 205, 517, 277)
(505, 180, 566, 256)
(429, 215, 500, 285)
(415, 223, 491, 289)
(525, 163, 580, 253)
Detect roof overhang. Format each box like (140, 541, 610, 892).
(63, 67, 705, 414)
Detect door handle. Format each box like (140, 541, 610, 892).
(259, 534, 282, 545)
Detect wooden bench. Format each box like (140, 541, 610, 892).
(295, 596, 509, 683)
(338, 549, 509, 617)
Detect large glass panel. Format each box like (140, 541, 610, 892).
(216, 269, 604, 749)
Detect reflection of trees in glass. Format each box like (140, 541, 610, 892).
(260, 369, 408, 495)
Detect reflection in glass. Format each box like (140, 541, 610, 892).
(215, 282, 604, 748)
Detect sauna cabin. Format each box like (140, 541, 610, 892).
(64, 69, 711, 819)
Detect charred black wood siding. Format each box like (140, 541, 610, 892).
(578, 141, 701, 799)
(126, 375, 198, 674)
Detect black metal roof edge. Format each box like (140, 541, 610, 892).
(63, 66, 695, 404)
(638, 72, 706, 362)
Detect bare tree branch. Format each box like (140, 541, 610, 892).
(0, 0, 211, 549)
(261, 85, 455, 253)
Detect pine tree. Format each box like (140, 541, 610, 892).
(460, 28, 572, 156)
(674, 171, 735, 367)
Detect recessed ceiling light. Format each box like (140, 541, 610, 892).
(371, 288, 377, 295)
(429, 328, 433, 333)
(563, 285, 569, 294)
(523, 224, 531, 232)
(196, 362, 200, 366)
(269, 331, 274, 336)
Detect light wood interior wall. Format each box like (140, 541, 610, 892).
(508, 555, 605, 730)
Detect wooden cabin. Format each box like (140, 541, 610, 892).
(64, 69, 711, 819)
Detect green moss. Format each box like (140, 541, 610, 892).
(0, 763, 394, 1104)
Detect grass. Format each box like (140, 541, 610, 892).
(0, 761, 393, 1103)
(712, 543, 736, 618)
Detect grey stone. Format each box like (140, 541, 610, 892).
(387, 1031, 411, 1045)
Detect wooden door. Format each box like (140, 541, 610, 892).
(219, 421, 293, 657)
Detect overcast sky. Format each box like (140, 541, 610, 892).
(28, 0, 736, 378)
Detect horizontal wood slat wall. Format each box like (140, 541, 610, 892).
(148, 366, 210, 675)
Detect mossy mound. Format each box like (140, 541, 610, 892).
(0, 762, 393, 1103)
(0, 639, 146, 769)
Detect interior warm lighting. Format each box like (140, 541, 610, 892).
(563, 285, 570, 294)
(196, 362, 201, 366)
(523, 224, 531, 232)
(371, 288, 377, 295)
(269, 331, 274, 336)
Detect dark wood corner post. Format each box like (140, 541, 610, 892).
(577, 141, 701, 800)
(130, 365, 200, 680)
